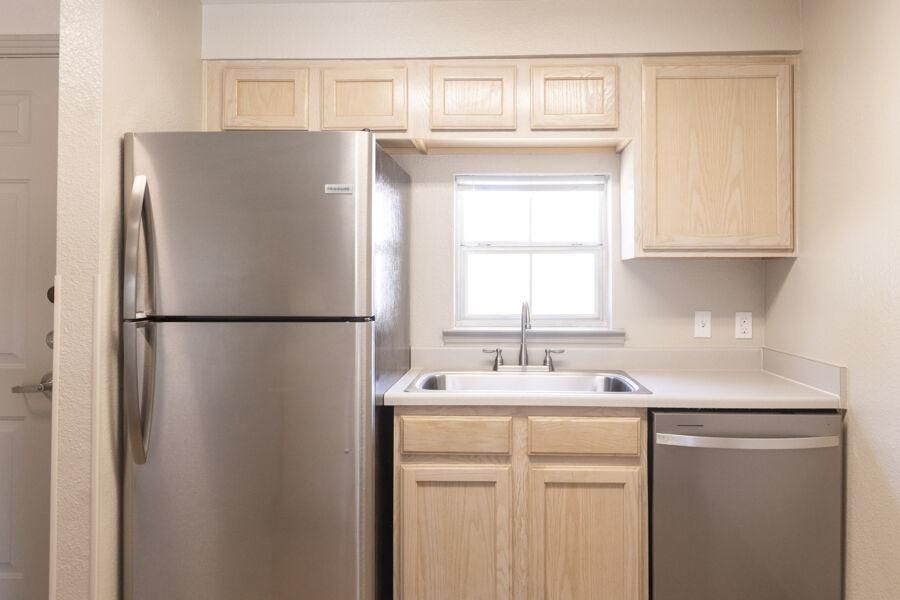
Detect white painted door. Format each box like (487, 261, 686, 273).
(0, 56, 58, 600)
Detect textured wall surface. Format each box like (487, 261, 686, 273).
(53, 1, 202, 599)
(202, 0, 802, 59)
(395, 152, 766, 349)
(764, 1, 900, 597)
(53, 2, 103, 597)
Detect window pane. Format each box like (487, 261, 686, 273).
(531, 190, 601, 244)
(531, 253, 597, 316)
(460, 190, 529, 243)
(465, 252, 529, 316)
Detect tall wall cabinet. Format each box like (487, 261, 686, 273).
(638, 59, 794, 255)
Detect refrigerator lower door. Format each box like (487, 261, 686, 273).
(123, 321, 375, 600)
(652, 411, 843, 600)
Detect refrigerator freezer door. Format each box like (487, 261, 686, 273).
(123, 322, 375, 600)
(125, 131, 373, 318)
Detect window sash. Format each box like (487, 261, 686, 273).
(459, 242, 604, 249)
(456, 247, 608, 326)
(454, 173, 609, 327)
(457, 182, 605, 246)
(455, 174, 607, 192)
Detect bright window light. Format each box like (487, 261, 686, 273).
(455, 174, 609, 326)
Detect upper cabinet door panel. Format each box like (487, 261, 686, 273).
(531, 65, 618, 129)
(642, 63, 793, 251)
(222, 67, 309, 130)
(321, 66, 407, 131)
(431, 65, 517, 130)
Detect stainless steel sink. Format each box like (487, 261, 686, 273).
(407, 370, 648, 394)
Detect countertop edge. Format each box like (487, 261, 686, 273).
(383, 368, 843, 410)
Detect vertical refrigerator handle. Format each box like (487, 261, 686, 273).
(123, 175, 149, 320)
(123, 320, 156, 464)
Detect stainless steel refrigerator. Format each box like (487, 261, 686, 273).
(121, 131, 409, 600)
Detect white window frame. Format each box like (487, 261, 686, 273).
(454, 173, 610, 328)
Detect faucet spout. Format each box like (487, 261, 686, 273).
(518, 301, 532, 366)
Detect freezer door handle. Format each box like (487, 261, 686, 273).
(655, 432, 841, 450)
(123, 320, 156, 464)
(123, 175, 150, 320)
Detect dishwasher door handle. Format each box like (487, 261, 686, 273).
(656, 432, 841, 450)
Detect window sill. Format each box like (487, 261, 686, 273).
(442, 327, 626, 345)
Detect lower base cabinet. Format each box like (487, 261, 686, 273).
(400, 466, 512, 600)
(395, 408, 647, 600)
(529, 466, 641, 600)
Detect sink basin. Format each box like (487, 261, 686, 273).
(407, 370, 648, 394)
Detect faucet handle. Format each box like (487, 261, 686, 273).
(543, 349, 565, 371)
(482, 348, 504, 370)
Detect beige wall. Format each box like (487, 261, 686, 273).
(394, 152, 767, 349)
(764, 0, 900, 596)
(201, 0, 802, 59)
(53, 1, 202, 599)
(0, 0, 59, 34)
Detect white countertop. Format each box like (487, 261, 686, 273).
(384, 368, 842, 410)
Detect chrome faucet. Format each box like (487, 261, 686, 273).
(518, 301, 532, 366)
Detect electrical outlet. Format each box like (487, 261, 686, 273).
(735, 311, 753, 339)
(694, 311, 712, 338)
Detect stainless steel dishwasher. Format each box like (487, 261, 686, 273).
(651, 411, 843, 600)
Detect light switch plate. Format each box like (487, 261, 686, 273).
(735, 311, 753, 339)
(694, 311, 712, 338)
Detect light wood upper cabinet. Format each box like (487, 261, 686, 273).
(208, 56, 796, 257)
(431, 65, 517, 130)
(222, 67, 309, 130)
(531, 65, 618, 129)
(529, 466, 641, 600)
(321, 66, 408, 130)
(641, 62, 794, 251)
(400, 465, 512, 600)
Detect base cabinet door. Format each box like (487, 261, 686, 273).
(529, 466, 641, 600)
(400, 465, 512, 600)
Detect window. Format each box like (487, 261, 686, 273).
(455, 174, 609, 327)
